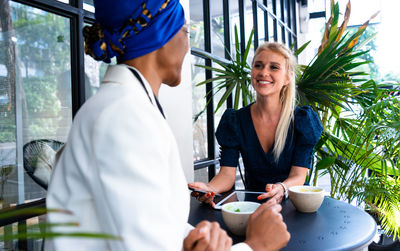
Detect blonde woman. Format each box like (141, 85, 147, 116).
(189, 42, 323, 206)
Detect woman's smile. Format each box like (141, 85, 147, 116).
(257, 80, 273, 85)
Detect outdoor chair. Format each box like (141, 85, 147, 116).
(23, 139, 64, 190)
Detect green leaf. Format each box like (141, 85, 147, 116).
(242, 29, 254, 67)
(294, 41, 311, 57)
(2, 231, 121, 242)
(315, 157, 336, 171)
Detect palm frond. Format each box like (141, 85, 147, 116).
(193, 25, 254, 120)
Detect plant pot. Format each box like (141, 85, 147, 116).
(367, 210, 400, 251)
(368, 234, 399, 251)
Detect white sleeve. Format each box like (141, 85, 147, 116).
(231, 242, 253, 251)
(180, 223, 195, 251)
(182, 223, 252, 251)
(184, 223, 195, 237)
(91, 96, 187, 251)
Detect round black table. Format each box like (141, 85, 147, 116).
(188, 195, 377, 251)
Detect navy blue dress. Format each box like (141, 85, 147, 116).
(215, 104, 323, 192)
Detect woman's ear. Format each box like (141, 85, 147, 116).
(285, 71, 294, 86)
(283, 75, 290, 86)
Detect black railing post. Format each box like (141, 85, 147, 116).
(223, 0, 233, 109)
(252, 0, 259, 49)
(203, 0, 216, 180)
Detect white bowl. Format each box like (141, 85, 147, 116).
(288, 185, 325, 213)
(221, 201, 260, 236)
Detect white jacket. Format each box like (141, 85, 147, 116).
(46, 64, 251, 251)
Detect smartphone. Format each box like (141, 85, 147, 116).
(188, 187, 221, 196)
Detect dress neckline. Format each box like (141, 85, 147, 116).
(245, 104, 273, 156)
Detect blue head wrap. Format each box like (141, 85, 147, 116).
(83, 0, 185, 63)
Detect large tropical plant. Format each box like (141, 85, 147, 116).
(297, 0, 400, 239)
(194, 0, 400, 239)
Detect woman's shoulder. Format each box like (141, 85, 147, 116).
(294, 106, 319, 122)
(220, 105, 250, 121)
(294, 105, 323, 139)
(216, 108, 241, 146)
(220, 108, 237, 124)
(216, 105, 252, 143)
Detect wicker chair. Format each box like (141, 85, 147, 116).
(23, 139, 64, 190)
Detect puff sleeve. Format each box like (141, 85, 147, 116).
(215, 109, 241, 167)
(292, 106, 323, 168)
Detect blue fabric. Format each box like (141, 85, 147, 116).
(215, 104, 323, 192)
(85, 0, 184, 63)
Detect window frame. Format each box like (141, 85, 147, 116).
(0, 0, 95, 248)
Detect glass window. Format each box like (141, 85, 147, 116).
(84, 56, 115, 100)
(210, 0, 225, 58)
(83, 20, 116, 101)
(373, 0, 400, 83)
(244, 0, 254, 51)
(1, 222, 18, 249)
(276, 23, 283, 43)
(189, 1, 204, 51)
(287, 30, 293, 47)
(275, 0, 282, 23)
(229, 1, 254, 60)
(192, 57, 208, 161)
(267, 15, 275, 41)
(284, 0, 290, 24)
(308, 0, 327, 13)
(298, 17, 325, 65)
(194, 168, 209, 184)
(0, 2, 71, 206)
(229, 2, 240, 60)
(213, 62, 226, 137)
(257, 7, 266, 42)
(279, 0, 288, 25)
(83, 0, 95, 12)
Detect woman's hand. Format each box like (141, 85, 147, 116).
(257, 183, 286, 204)
(188, 182, 217, 207)
(257, 166, 308, 203)
(183, 221, 232, 251)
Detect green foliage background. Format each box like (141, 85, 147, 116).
(0, 2, 70, 143)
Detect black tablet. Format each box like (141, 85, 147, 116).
(214, 190, 266, 210)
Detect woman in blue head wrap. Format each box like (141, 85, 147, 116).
(46, 0, 290, 250)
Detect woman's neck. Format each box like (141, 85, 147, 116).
(122, 53, 162, 96)
(252, 96, 282, 122)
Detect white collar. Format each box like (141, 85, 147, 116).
(102, 64, 157, 106)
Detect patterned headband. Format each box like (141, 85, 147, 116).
(83, 0, 183, 63)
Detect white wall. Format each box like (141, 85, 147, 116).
(159, 0, 194, 182)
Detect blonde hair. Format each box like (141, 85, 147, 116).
(252, 42, 297, 161)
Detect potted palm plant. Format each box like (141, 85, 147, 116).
(297, 0, 400, 242)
